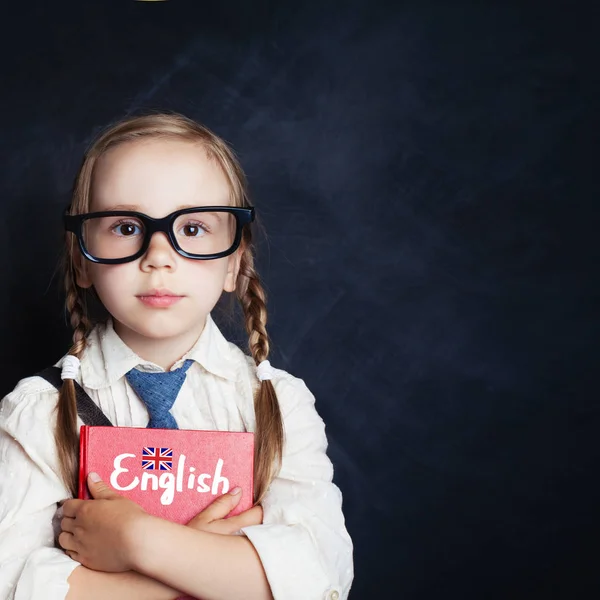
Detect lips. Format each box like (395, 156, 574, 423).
(136, 289, 184, 308)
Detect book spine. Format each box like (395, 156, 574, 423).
(78, 425, 88, 499)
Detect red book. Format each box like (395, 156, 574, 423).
(78, 426, 254, 523)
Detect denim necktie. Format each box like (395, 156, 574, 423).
(125, 359, 194, 429)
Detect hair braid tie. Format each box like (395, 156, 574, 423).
(61, 355, 81, 380)
(256, 360, 274, 381)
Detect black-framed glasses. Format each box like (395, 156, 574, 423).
(64, 206, 255, 264)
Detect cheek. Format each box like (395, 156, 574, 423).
(183, 259, 230, 290)
(87, 264, 134, 301)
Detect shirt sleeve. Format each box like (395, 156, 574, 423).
(241, 374, 354, 600)
(0, 379, 79, 600)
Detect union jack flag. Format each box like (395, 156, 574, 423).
(141, 447, 173, 471)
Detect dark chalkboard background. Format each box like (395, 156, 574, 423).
(0, 1, 597, 598)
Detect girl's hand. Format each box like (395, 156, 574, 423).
(187, 487, 263, 534)
(58, 472, 148, 572)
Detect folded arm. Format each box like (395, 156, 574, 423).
(66, 568, 179, 600)
(0, 385, 181, 600)
(129, 517, 272, 600)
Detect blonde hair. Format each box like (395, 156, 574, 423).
(58, 112, 283, 503)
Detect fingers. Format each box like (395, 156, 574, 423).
(58, 531, 76, 552)
(220, 505, 264, 533)
(60, 516, 76, 534)
(65, 549, 81, 563)
(61, 499, 84, 519)
(187, 487, 243, 526)
(86, 473, 120, 500)
(58, 532, 81, 563)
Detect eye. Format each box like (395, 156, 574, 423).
(178, 220, 209, 237)
(111, 220, 143, 237)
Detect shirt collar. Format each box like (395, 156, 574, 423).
(80, 313, 238, 390)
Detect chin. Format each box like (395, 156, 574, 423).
(114, 311, 206, 341)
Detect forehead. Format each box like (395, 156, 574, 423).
(90, 138, 231, 215)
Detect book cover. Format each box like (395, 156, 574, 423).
(78, 426, 254, 523)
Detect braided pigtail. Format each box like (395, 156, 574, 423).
(236, 247, 284, 504)
(54, 262, 93, 497)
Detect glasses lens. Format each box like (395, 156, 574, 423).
(82, 215, 145, 260)
(173, 211, 236, 256)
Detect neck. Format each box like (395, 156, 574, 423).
(112, 317, 207, 371)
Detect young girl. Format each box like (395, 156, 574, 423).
(0, 113, 353, 600)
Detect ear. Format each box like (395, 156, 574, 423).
(223, 248, 243, 293)
(73, 247, 93, 289)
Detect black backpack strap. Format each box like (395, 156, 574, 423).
(36, 366, 113, 427)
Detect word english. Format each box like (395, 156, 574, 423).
(110, 453, 229, 505)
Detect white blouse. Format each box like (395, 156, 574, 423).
(0, 314, 353, 600)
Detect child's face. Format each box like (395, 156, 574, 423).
(75, 138, 241, 345)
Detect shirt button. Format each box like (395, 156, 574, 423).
(327, 591, 340, 600)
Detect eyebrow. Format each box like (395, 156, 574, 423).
(99, 204, 139, 211)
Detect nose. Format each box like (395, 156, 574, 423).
(139, 232, 177, 272)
